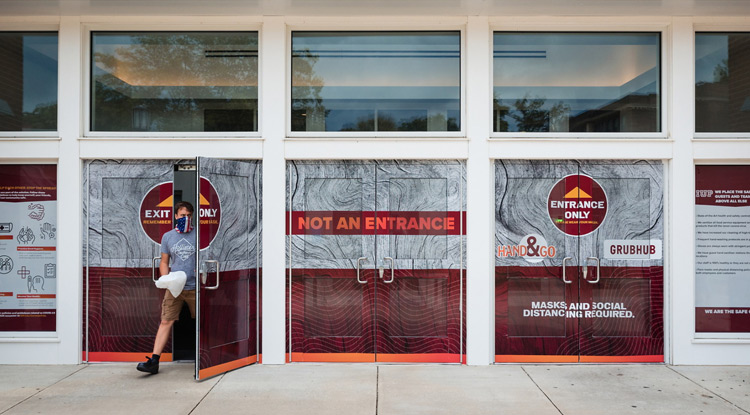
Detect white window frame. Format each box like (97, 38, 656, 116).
(285, 17, 468, 140)
(82, 18, 263, 140)
(489, 17, 670, 140)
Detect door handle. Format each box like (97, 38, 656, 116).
(357, 257, 368, 284)
(383, 257, 394, 283)
(562, 257, 572, 284)
(202, 260, 220, 290)
(585, 257, 600, 284)
(152, 257, 161, 283)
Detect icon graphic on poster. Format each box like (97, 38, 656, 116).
(44, 263, 56, 279)
(0, 256, 13, 274)
(39, 222, 56, 239)
(28, 275, 45, 293)
(17, 227, 35, 244)
(17, 265, 30, 279)
(0, 222, 12, 233)
(28, 203, 45, 221)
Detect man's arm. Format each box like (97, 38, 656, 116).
(159, 252, 170, 277)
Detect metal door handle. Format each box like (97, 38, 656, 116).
(202, 260, 220, 290)
(152, 257, 161, 283)
(585, 257, 600, 284)
(357, 257, 368, 284)
(383, 257, 394, 283)
(562, 257, 572, 284)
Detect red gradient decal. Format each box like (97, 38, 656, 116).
(287, 211, 466, 235)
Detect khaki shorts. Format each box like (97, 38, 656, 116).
(161, 289, 196, 321)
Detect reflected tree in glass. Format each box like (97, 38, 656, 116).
(92, 32, 258, 132)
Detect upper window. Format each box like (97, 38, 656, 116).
(493, 32, 661, 133)
(696, 33, 750, 133)
(91, 32, 258, 133)
(0, 32, 58, 132)
(291, 31, 461, 133)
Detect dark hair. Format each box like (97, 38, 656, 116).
(174, 201, 194, 215)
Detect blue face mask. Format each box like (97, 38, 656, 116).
(175, 216, 193, 233)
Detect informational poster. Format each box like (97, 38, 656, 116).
(0, 165, 57, 332)
(695, 165, 750, 333)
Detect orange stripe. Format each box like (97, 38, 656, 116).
(495, 355, 578, 363)
(0, 235, 12, 240)
(198, 355, 257, 379)
(291, 352, 375, 362)
(85, 352, 173, 363)
(376, 353, 461, 363)
(580, 355, 663, 363)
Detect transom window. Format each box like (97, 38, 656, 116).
(291, 31, 461, 133)
(493, 32, 661, 133)
(696, 33, 750, 133)
(0, 32, 58, 132)
(91, 32, 258, 133)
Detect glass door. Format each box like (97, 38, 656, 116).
(494, 160, 664, 363)
(196, 157, 260, 380)
(495, 161, 580, 362)
(287, 161, 377, 362)
(287, 160, 465, 363)
(374, 161, 464, 363)
(84, 160, 176, 362)
(577, 161, 664, 362)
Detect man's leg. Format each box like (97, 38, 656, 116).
(137, 291, 182, 374)
(152, 320, 175, 355)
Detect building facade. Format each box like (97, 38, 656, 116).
(1, 1, 750, 374)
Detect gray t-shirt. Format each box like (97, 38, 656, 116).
(160, 229, 197, 290)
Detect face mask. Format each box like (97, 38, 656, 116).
(175, 216, 193, 233)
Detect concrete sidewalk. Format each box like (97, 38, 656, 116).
(1, 363, 749, 415)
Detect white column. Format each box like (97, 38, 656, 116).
(261, 16, 287, 364)
(466, 16, 493, 365)
(669, 17, 695, 365)
(57, 16, 83, 364)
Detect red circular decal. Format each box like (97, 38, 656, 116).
(198, 177, 221, 251)
(139, 178, 221, 250)
(139, 182, 174, 245)
(547, 175, 608, 236)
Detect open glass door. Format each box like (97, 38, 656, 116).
(196, 157, 260, 380)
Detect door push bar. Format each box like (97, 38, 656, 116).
(152, 257, 161, 283)
(357, 257, 368, 284)
(201, 260, 221, 290)
(584, 257, 600, 284)
(379, 257, 394, 284)
(561, 257, 572, 284)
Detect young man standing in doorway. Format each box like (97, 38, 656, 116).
(137, 201, 197, 374)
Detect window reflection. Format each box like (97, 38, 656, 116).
(291, 31, 460, 132)
(493, 33, 660, 133)
(0, 33, 58, 132)
(91, 32, 258, 132)
(696, 33, 750, 132)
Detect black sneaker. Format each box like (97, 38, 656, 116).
(136, 355, 159, 374)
